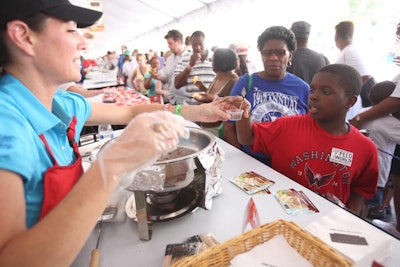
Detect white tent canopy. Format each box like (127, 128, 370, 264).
(73, 0, 221, 56)
(74, 0, 354, 57)
(72, 0, 399, 80)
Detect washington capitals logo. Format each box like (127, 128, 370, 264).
(305, 163, 336, 188)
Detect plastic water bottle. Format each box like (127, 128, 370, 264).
(98, 124, 114, 146)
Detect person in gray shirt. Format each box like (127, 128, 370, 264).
(287, 21, 329, 84)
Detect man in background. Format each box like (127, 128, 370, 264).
(334, 21, 376, 107)
(153, 30, 190, 104)
(287, 21, 329, 84)
(122, 49, 138, 89)
(174, 31, 215, 105)
(117, 45, 127, 84)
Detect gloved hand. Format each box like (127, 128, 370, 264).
(97, 111, 190, 188)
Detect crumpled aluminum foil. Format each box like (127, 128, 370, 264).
(125, 140, 225, 210)
(198, 141, 225, 210)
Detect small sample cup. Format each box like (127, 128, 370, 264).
(226, 109, 244, 121)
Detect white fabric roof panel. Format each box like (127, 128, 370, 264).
(73, 0, 219, 56)
(72, 0, 400, 83)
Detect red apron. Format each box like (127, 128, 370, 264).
(39, 116, 83, 219)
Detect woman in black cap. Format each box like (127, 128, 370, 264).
(0, 1, 230, 265)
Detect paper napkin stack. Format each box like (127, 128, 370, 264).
(307, 208, 392, 267)
(229, 235, 312, 267)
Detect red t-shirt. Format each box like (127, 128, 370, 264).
(252, 113, 378, 204)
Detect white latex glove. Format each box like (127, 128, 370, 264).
(97, 111, 189, 188)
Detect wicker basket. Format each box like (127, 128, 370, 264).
(172, 220, 352, 267)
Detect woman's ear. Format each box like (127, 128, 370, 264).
(288, 51, 293, 61)
(6, 21, 35, 56)
(287, 52, 293, 67)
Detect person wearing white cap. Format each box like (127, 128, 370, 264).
(235, 44, 257, 76)
(0, 1, 231, 265)
(122, 49, 139, 89)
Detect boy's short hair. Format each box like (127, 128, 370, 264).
(368, 80, 396, 105)
(191, 31, 205, 40)
(317, 64, 361, 96)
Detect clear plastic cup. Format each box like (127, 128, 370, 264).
(226, 109, 243, 121)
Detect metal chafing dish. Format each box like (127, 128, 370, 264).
(125, 127, 218, 240)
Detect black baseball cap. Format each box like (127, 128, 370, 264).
(0, 0, 103, 28)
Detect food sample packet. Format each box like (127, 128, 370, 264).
(275, 189, 319, 216)
(230, 171, 275, 194)
(163, 242, 200, 267)
(163, 233, 220, 267)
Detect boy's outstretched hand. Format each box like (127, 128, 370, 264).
(221, 96, 251, 119)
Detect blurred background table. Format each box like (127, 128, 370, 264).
(83, 69, 118, 90)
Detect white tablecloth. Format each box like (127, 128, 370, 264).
(72, 138, 400, 267)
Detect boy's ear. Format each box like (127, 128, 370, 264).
(345, 95, 358, 109)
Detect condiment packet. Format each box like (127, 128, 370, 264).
(163, 242, 200, 267)
(184, 233, 220, 253)
(98, 188, 128, 223)
(274, 189, 319, 216)
(230, 171, 275, 194)
(162, 233, 220, 267)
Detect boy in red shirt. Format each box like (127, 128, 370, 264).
(224, 64, 378, 215)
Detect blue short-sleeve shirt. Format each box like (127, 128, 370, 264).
(0, 73, 92, 227)
(228, 72, 310, 165)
